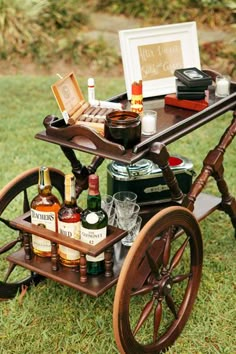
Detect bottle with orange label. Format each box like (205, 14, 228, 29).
(30, 166, 61, 257)
(58, 173, 82, 268)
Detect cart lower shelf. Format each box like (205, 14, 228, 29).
(7, 192, 221, 297)
(7, 243, 128, 297)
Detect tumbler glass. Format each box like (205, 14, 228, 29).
(121, 216, 142, 247)
(113, 191, 137, 217)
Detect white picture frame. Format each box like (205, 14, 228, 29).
(119, 22, 201, 99)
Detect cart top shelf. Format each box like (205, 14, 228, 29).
(35, 70, 236, 164)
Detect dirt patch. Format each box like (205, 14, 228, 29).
(0, 58, 122, 77)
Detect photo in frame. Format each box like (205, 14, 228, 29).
(119, 22, 201, 99)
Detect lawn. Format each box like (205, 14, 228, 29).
(0, 75, 236, 354)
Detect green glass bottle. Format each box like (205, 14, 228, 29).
(80, 174, 108, 275)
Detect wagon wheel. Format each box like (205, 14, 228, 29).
(0, 167, 64, 300)
(113, 206, 203, 354)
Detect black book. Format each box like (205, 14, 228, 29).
(176, 79, 208, 92)
(177, 91, 206, 100)
(174, 67, 212, 87)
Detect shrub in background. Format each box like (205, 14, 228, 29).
(0, 0, 235, 76)
(0, 0, 49, 60)
(0, 0, 118, 69)
(95, 0, 235, 28)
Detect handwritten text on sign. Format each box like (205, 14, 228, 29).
(138, 40, 183, 81)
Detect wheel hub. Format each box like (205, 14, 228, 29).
(151, 274, 173, 297)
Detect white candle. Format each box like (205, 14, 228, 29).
(141, 110, 157, 135)
(215, 76, 230, 97)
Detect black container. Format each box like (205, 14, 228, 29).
(105, 111, 141, 149)
(107, 155, 195, 205)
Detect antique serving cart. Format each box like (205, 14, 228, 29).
(0, 69, 236, 353)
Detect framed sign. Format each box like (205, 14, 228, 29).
(119, 22, 201, 99)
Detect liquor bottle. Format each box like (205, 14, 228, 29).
(58, 173, 81, 267)
(80, 174, 108, 275)
(31, 166, 61, 257)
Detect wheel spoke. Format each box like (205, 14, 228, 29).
(0, 217, 18, 231)
(131, 284, 154, 296)
(169, 237, 189, 272)
(0, 236, 22, 254)
(165, 294, 178, 319)
(163, 228, 173, 268)
(23, 189, 30, 213)
(3, 262, 17, 282)
(153, 300, 162, 342)
(133, 297, 155, 336)
(173, 273, 191, 283)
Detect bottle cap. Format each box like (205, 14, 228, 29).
(89, 174, 99, 194)
(39, 166, 51, 189)
(132, 80, 142, 95)
(65, 173, 75, 185)
(88, 78, 95, 87)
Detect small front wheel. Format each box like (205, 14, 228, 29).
(113, 206, 203, 354)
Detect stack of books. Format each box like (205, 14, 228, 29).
(165, 67, 212, 111)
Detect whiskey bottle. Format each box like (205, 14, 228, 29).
(31, 166, 61, 257)
(58, 173, 81, 267)
(80, 174, 108, 275)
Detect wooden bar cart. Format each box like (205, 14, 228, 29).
(0, 69, 236, 353)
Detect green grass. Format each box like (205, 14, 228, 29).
(0, 75, 236, 353)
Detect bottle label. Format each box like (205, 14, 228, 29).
(58, 220, 81, 260)
(131, 94, 143, 113)
(86, 212, 99, 224)
(80, 226, 107, 262)
(31, 209, 56, 252)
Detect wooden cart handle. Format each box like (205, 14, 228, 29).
(43, 115, 126, 155)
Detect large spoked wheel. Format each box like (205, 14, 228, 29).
(0, 167, 64, 300)
(113, 206, 203, 354)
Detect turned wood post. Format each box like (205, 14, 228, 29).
(104, 247, 114, 277)
(146, 142, 184, 203)
(184, 110, 236, 235)
(60, 146, 104, 198)
(51, 242, 59, 271)
(79, 253, 87, 283)
(23, 232, 32, 260)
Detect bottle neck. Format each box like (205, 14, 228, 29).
(64, 174, 77, 206)
(39, 185, 52, 196)
(87, 174, 101, 211)
(87, 194, 101, 211)
(38, 167, 52, 196)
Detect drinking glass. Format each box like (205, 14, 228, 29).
(113, 191, 137, 217)
(116, 203, 140, 240)
(108, 207, 116, 226)
(121, 216, 142, 247)
(101, 194, 113, 216)
(116, 202, 140, 220)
